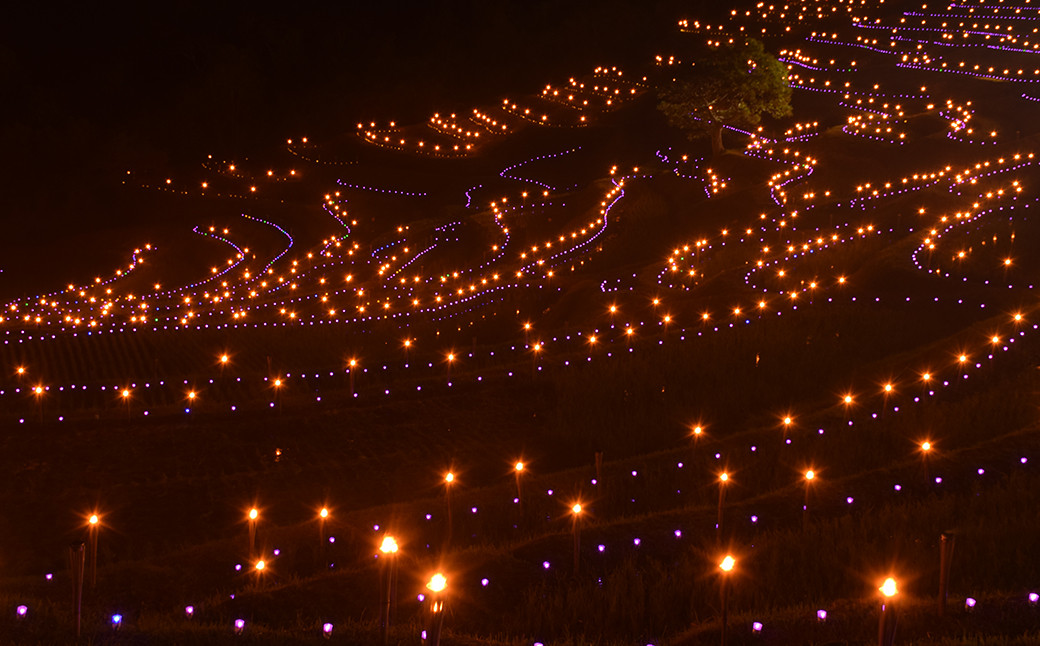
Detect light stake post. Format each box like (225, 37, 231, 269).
(34, 385, 44, 423)
(803, 470, 815, 531)
(719, 555, 735, 646)
(87, 513, 100, 589)
(422, 573, 447, 646)
(318, 507, 329, 565)
(444, 472, 454, 549)
(690, 425, 704, 495)
(514, 461, 524, 514)
(248, 508, 259, 558)
(379, 536, 399, 646)
(253, 558, 266, 588)
(717, 472, 729, 542)
(571, 503, 583, 574)
(920, 441, 933, 486)
(879, 577, 899, 646)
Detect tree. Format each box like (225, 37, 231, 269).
(657, 38, 792, 156)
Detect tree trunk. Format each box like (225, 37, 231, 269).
(709, 122, 725, 157)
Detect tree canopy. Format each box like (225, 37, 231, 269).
(657, 38, 792, 156)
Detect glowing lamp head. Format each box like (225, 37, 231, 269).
(89, 514, 99, 526)
(921, 441, 932, 451)
(783, 416, 793, 426)
(255, 560, 265, 571)
(719, 472, 729, 482)
(515, 461, 524, 472)
(693, 425, 703, 436)
(720, 555, 736, 572)
(221, 354, 229, 363)
(379, 536, 398, 554)
(843, 395, 853, 405)
(122, 389, 130, 398)
(445, 472, 454, 484)
(880, 577, 898, 598)
(426, 573, 447, 593)
(319, 507, 329, 519)
(572, 503, 582, 515)
(805, 470, 815, 481)
(249, 508, 258, 521)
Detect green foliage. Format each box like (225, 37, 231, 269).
(657, 38, 792, 155)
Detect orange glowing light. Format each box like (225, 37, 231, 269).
(427, 573, 447, 592)
(380, 536, 399, 554)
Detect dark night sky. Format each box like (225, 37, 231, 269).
(1, 1, 706, 242)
